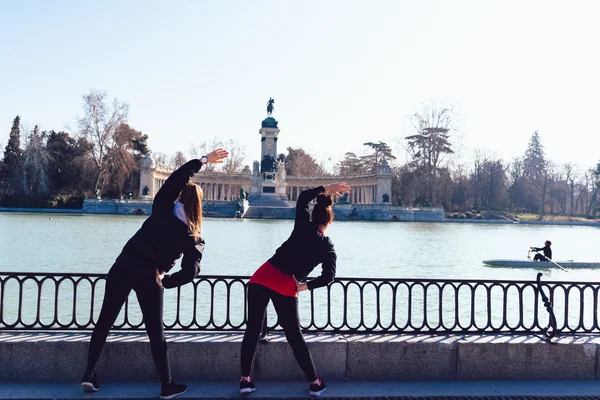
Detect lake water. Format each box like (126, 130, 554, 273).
(2, 212, 600, 332)
(1, 212, 599, 281)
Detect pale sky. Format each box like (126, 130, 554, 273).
(1, 0, 599, 172)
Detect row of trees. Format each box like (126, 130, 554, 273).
(0, 91, 149, 200)
(2, 95, 599, 216)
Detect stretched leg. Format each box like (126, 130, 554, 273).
(271, 292, 317, 382)
(85, 266, 132, 375)
(135, 281, 171, 385)
(240, 284, 271, 377)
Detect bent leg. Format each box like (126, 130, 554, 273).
(135, 282, 171, 385)
(240, 284, 271, 377)
(85, 266, 131, 375)
(271, 293, 317, 381)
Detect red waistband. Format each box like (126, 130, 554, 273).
(249, 261, 298, 297)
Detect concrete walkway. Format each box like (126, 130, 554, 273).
(2, 381, 600, 399)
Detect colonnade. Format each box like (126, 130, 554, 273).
(286, 184, 378, 204)
(153, 178, 166, 197)
(197, 182, 246, 201)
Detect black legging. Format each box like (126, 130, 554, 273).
(534, 253, 548, 261)
(84, 261, 171, 384)
(240, 283, 317, 381)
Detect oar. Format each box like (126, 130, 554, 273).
(531, 249, 568, 271)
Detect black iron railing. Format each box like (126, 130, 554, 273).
(2, 272, 590, 338)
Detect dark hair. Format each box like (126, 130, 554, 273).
(545, 240, 552, 246)
(312, 193, 334, 226)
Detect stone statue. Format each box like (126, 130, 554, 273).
(266, 97, 275, 116)
(277, 160, 287, 181)
(253, 161, 260, 176)
(382, 193, 390, 203)
(261, 154, 276, 173)
(142, 185, 149, 196)
(338, 193, 349, 204)
(239, 187, 248, 201)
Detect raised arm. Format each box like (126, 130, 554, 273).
(295, 182, 351, 225)
(152, 149, 228, 215)
(295, 186, 325, 225)
(152, 159, 203, 215)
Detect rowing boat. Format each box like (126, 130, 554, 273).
(482, 259, 600, 268)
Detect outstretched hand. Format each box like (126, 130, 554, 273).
(206, 148, 229, 164)
(293, 275, 308, 293)
(324, 182, 351, 197)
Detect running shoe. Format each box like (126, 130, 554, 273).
(160, 381, 187, 400)
(309, 376, 326, 397)
(240, 377, 256, 394)
(80, 372, 99, 392)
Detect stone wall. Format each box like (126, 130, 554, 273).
(0, 332, 597, 382)
(333, 204, 444, 222)
(82, 199, 153, 215)
(82, 199, 240, 218)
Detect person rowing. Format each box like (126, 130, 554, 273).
(530, 240, 552, 262)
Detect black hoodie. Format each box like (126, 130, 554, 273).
(268, 186, 337, 290)
(118, 159, 205, 288)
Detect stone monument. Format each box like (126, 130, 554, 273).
(249, 98, 288, 201)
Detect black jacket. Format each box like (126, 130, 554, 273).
(118, 159, 205, 288)
(532, 245, 552, 260)
(268, 186, 337, 290)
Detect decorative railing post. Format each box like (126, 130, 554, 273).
(536, 272, 558, 340)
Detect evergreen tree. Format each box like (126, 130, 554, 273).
(361, 141, 396, 173)
(337, 152, 367, 176)
(23, 125, 51, 195)
(523, 131, 546, 182)
(521, 131, 548, 213)
(3, 116, 23, 181)
(284, 147, 324, 176)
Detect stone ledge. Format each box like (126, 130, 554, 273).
(0, 332, 598, 382)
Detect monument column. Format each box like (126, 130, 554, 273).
(250, 98, 288, 201)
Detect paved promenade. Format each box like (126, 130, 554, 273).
(2, 380, 600, 399)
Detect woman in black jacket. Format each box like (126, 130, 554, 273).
(81, 149, 228, 400)
(239, 183, 351, 397)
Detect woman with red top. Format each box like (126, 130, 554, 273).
(239, 183, 351, 397)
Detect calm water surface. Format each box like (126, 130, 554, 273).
(2, 212, 600, 330)
(1, 212, 599, 281)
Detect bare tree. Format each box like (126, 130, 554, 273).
(189, 137, 223, 173)
(171, 151, 187, 169)
(152, 152, 170, 170)
(221, 139, 246, 174)
(77, 90, 129, 192)
(405, 102, 455, 207)
(563, 163, 579, 216)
